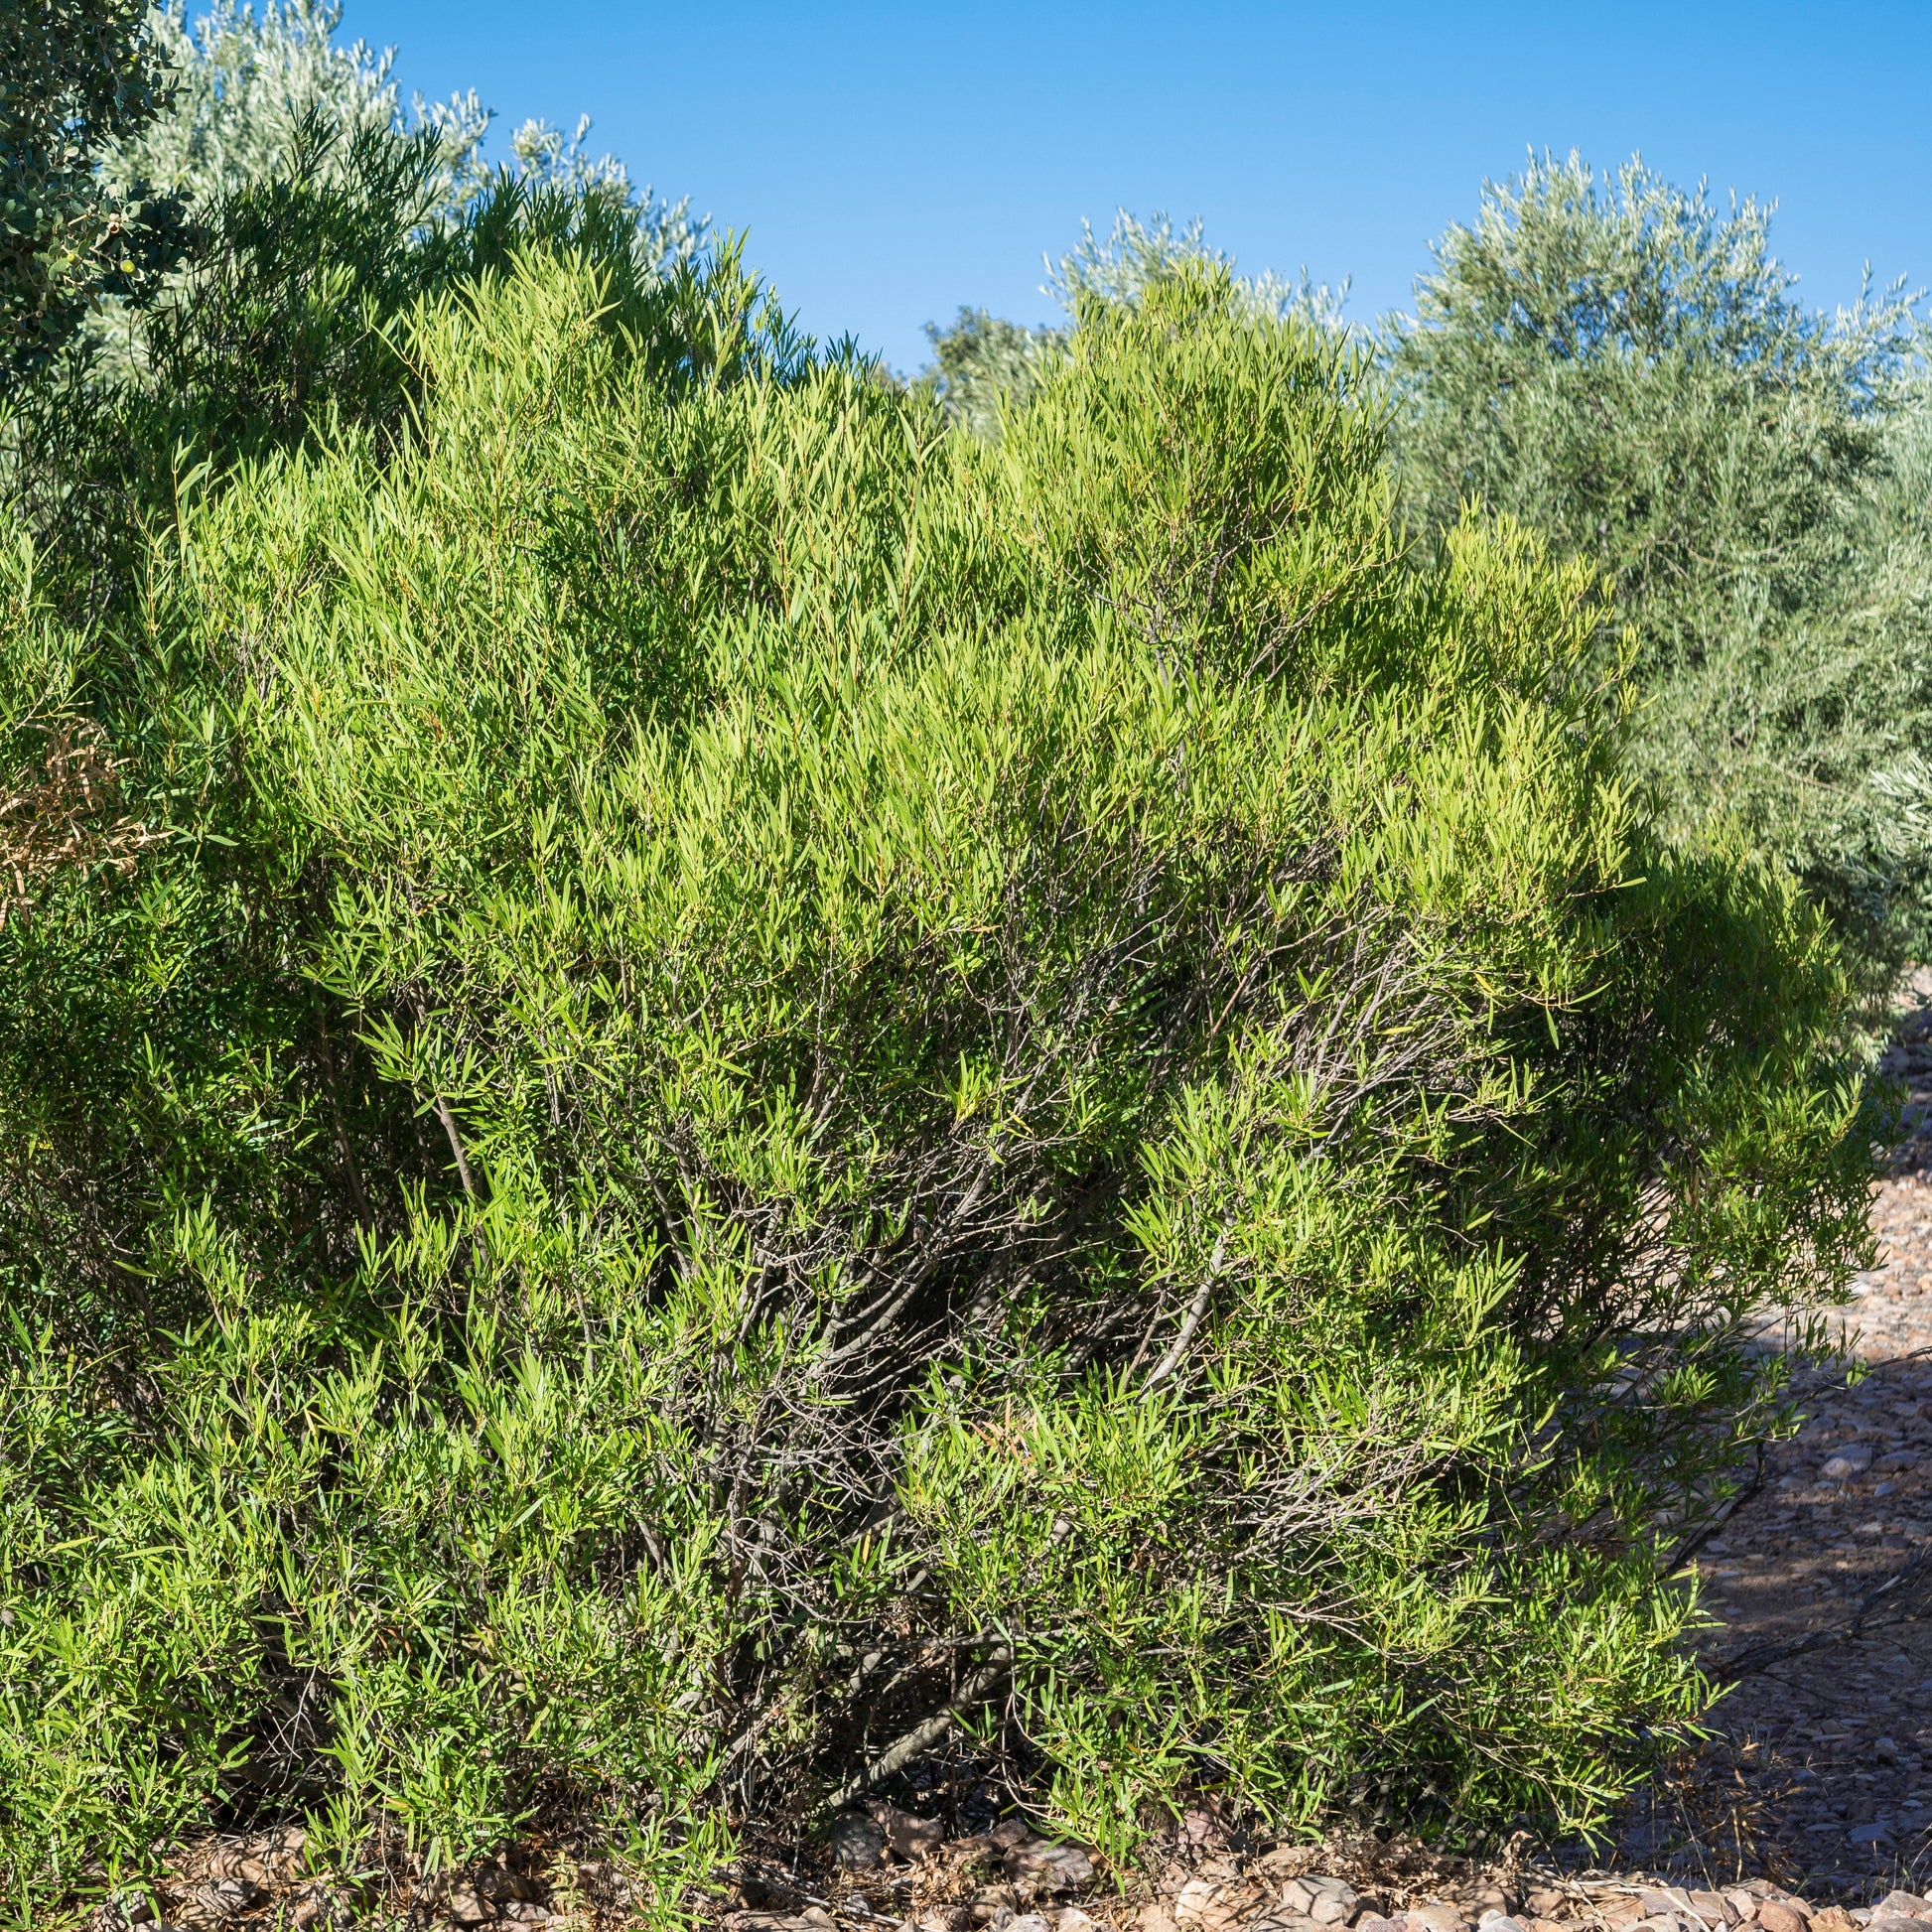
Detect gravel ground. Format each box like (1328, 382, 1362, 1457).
(1611, 996, 1932, 1893)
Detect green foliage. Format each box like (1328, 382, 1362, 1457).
(0, 252, 1876, 1917)
(3, 74, 735, 630)
(921, 304, 1054, 439)
(0, 0, 187, 378)
(72, 1, 705, 395)
(1384, 152, 1932, 971)
(920, 210, 1344, 437)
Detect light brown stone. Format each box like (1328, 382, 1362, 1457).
(873, 1804, 945, 1861)
(1876, 1902, 1932, 1925)
(1174, 1883, 1220, 1926)
(1256, 1852, 1317, 1879)
(1006, 1842, 1096, 1892)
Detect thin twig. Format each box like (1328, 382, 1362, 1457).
(1717, 1543, 1932, 1681)
(1666, 1440, 1767, 1574)
(821, 1649, 1012, 1813)
(1142, 1224, 1231, 1395)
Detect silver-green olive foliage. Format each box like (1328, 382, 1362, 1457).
(0, 0, 186, 377)
(1386, 152, 1932, 972)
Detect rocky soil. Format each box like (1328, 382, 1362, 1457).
(722, 1804, 1918, 1932)
(733, 1810, 1899, 1932)
(1609, 995, 1932, 1894)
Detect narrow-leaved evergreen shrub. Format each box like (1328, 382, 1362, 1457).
(0, 257, 1875, 1917)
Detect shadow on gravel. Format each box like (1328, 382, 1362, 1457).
(1606, 988, 1932, 1894)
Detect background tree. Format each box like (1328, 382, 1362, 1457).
(921, 303, 1052, 437)
(1384, 151, 1932, 972)
(97, 2, 704, 252)
(0, 0, 187, 379)
(920, 209, 1344, 435)
(79, 1, 705, 382)
(107, 0, 473, 206)
(3, 0, 724, 628)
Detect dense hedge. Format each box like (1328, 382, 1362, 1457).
(0, 252, 1876, 1917)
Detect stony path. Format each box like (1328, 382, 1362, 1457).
(1614, 1002, 1932, 1892)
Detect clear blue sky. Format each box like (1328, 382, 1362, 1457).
(352, 0, 1932, 375)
